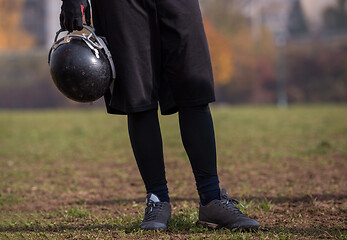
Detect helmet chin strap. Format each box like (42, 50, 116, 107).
(96, 36, 116, 94)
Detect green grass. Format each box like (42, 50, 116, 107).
(0, 104, 346, 239)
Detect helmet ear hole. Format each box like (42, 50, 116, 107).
(48, 27, 115, 103)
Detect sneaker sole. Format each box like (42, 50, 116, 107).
(196, 220, 221, 229)
(196, 220, 259, 232)
(140, 226, 168, 231)
(140, 216, 171, 231)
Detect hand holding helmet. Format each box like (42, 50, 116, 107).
(60, 0, 91, 32)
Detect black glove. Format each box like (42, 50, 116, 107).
(60, 0, 91, 32)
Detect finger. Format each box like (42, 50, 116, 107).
(84, 3, 91, 26)
(74, 18, 83, 31)
(65, 17, 73, 32)
(60, 13, 66, 30)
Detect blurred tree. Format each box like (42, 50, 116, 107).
(287, 0, 309, 37)
(204, 18, 234, 85)
(253, 27, 277, 103)
(286, 41, 347, 102)
(202, 0, 278, 103)
(323, 0, 347, 32)
(0, 0, 35, 50)
(201, 0, 249, 36)
(202, 0, 256, 102)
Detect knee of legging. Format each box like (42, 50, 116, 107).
(127, 109, 158, 120)
(178, 104, 209, 113)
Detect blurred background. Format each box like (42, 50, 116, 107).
(0, 0, 346, 109)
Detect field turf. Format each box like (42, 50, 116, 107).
(0, 105, 346, 239)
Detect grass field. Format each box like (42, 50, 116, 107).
(0, 105, 346, 239)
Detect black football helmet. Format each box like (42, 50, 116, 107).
(48, 25, 116, 103)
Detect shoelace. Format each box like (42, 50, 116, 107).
(220, 193, 245, 215)
(143, 200, 164, 222)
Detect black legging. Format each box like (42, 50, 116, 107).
(127, 105, 218, 200)
(178, 105, 218, 181)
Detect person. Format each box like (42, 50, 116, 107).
(59, 0, 260, 231)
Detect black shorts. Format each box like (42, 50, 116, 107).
(91, 0, 215, 115)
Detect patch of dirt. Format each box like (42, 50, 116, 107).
(1, 152, 346, 239)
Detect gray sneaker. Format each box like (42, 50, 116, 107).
(197, 188, 260, 231)
(140, 193, 171, 230)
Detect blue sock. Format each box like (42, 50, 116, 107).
(196, 176, 220, 206)
(147, 185, 170, 203)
